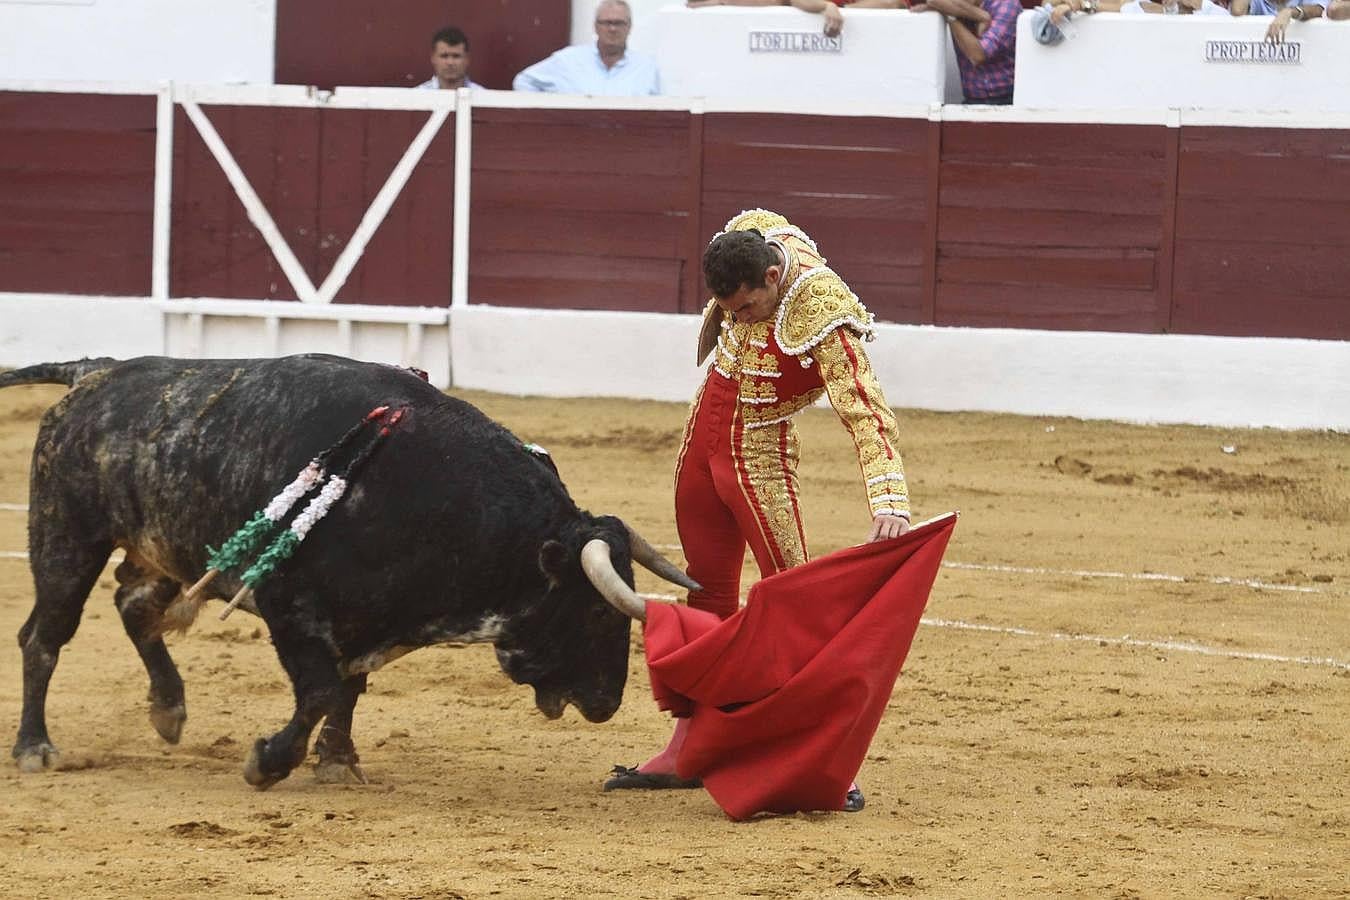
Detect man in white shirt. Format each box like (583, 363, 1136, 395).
(417, 26, 483, 91)
(513, 0, 661, 96)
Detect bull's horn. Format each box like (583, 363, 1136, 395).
(580, 539, 648, 622)
(624, 525, 702, 593)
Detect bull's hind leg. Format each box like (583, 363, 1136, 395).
(13, 534, 113, 772)
(243, 593, 343, 790)
(113, 557, 187, 744)
(313, 673, 368, 784)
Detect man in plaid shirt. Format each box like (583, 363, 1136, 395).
(913, 0, 1020, 104)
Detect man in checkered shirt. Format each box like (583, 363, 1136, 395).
(913, 0, 1020, 104)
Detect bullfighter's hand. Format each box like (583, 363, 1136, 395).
(867, 513, 910, 543)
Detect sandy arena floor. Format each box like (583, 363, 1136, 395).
(1, 380, 1347, 899)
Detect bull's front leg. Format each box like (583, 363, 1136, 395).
(244, 596, 344, 790)
(313, 673, 368, 784)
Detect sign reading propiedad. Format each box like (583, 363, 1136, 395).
(1204, 40, 1301, 64)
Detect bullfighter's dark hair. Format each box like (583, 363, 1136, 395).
(702, 229, 779, 300)
(431, 26, 470, 50)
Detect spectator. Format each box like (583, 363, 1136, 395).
(912, 0, 1018, 105)
(1231, 0, 1325, 42)
(417, 26, 481, 91)
(1048, 0, 1228, 20)
(513, 0, 661, 96)
(687, 1, 907, 38)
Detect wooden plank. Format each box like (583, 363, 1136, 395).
(935, 283, 1161, 332)
(682, 112, 706, 315)
(473, 110, 691, 176)
(172, 105, 234, 298)
(472, 208, 687, 258)
(1173, 238, 1350, 298)
(1175, 195, 1350, 243)
(939, 161, 1165, 216)
(352, 109, 455, 307)
(941, 122, 1167, 165)
(938, 207, 1160, 248)
(1158, 125, 1180, 333)
(1172, 288, 1350, 340)
(0, 130, 155, 173)
(469, 253, 684, 313)
(0, 92, 155, 295)
(353, 111, 419, 305)
(703, 113, 931, 157)
(0, 92, 155, 130)
(314, 108, 371, 303)
(473, 169, 689, 214)
(921, 117, 941, 326)
(937, 244, 1156, 290)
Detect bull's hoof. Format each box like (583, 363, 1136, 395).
(242, 738, 287, 791)
(313, 759, 368, 785)
(149, 703, 187, 744)
(14, 742, 60, 773)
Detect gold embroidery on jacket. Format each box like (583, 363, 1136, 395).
(815, 330, 909, 519)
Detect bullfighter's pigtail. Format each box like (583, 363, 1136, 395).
(218, 407, 406, 620)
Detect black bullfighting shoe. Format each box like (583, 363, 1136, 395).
(842, 787, 866, 812)
(603, 764, 703, 791)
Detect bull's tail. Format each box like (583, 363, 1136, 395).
(0, 358, 121, 390)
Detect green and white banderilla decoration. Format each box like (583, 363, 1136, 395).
(182, 404, 407, 620)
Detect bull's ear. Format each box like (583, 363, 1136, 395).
(538, 540, 569, 588)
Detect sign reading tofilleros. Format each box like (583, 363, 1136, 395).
(748, 30, 843, 53)
(1204, 40, 1301, 64)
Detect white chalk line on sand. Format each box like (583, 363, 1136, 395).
(1, 550, 25, 560)
(0, 503, 27, 512)
(652, 544, 1336, 597)
(636, 592, 1350, 671)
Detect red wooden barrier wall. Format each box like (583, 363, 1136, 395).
(935, 122, 1171, 333)
(4, 93, 1350, 343)
(469, 107, 694, 313)
(0, 92, 155, 296)
(171, 105, 454, 306)
(1171, 127, 1350, 339)
(700, 114, 933, 324)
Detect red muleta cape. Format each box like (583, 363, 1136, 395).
(642, 513, 957, 820)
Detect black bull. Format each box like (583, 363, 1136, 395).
(3, 355, 690, 789)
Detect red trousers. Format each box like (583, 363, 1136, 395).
(674, 372, 808, 621)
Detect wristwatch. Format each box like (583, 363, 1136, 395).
(1290, 4, 1305, 18)
(1082, 0, 1098, 12)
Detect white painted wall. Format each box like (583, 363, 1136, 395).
(1015, 15, 1350, 112)
(448, 306, 1350, 431)
(0, 0, 276, 83)
(656, 6, 948, 105)
(0, 294, 162, 364)
(4, 295, 1348, 429)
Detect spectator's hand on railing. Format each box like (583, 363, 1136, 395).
(822, 2, 845, 34)
(686, 0, 721, 7)
(1266, 9, 1291, 40)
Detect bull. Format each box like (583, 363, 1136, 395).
(3, 354, 684, 789)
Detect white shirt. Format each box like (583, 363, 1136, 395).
(416, 77, 482, 90)
(512, 43, 660, 97)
